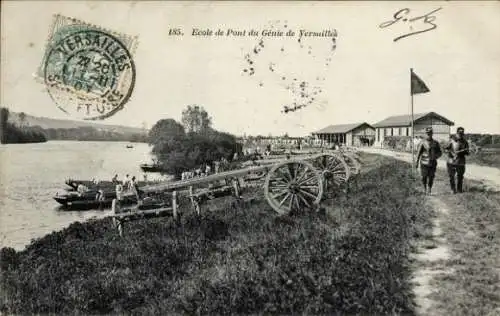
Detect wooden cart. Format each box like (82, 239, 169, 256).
(111, 151, 358, 234)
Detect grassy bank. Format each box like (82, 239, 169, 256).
(428, 179, 500, 315)
(0, 154, 431, 315)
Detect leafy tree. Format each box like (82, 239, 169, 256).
(181, 105, 212, 134)
(148, 119, 185, 148)
(1, 108, 46, 144)
(148, 115, 241, 179)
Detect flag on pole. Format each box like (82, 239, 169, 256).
(411, 70, 430, 95)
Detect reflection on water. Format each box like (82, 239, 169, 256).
(0, 141, 166, 251)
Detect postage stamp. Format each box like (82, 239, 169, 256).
(36, 14, 138, 120)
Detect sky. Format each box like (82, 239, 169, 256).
(1, 1, 499, 136)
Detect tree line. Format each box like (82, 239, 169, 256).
(42, 127, 147, 142)
(466, 134, 500, 148)
(1, 108, 47, 144)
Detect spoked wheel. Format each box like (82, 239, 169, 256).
(313, 153, 350, 194)
(341, 152, 361, 175)
(264, 160, 323, 215)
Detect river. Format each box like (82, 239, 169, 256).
(0, 141, 168, 251)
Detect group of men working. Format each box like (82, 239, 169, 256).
(181, 158, 233, 180)
(113, 174, 143, 203)
(181, 164, 214, 180)
(416, 126, 470, 195)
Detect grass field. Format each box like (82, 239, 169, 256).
(427, 177, 500, 315)
(467, 151, 500, 169)
(0, 154, 433, 315)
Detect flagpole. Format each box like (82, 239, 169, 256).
(410, 68, 415, 175)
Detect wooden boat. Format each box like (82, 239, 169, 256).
(53, 190, 137, 210)
(126, 144, 134, 148)
(58, 179, 157, 210)
(65, 179, 154, 190)
(140, 163, 166, 173)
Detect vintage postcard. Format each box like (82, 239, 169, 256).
(1, 1, 499, 315)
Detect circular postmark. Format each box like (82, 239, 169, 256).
(44, 29, 135, 120)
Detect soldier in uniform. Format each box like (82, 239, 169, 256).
(445, 127, 470, 193)
(416, 127, 443, 195)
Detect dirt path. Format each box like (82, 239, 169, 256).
(359, 147, 500, 190)
(410, 196, 453, 316)
(360, 148, 500, 315)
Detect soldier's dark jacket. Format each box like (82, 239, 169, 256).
(417, 139, 442, 165)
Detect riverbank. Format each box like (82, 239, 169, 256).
(0, 141, 163, 251)
(0, 154, 432, 314)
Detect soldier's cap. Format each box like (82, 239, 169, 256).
(425, 127, 433, 133)
(457, 127, 465, 133)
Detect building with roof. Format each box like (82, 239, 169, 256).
(373, 111, 454, 145)
(311, 122, 375, 147)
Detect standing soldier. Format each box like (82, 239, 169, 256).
(115, 182, 124, 208)
(416, 127, 443, 195)
(97, 188, 105, 210)
(445, 127, 470, 193)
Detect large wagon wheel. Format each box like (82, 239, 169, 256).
(313, 153, 350, 193)
(264, 160, 323, 215)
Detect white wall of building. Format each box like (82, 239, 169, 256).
(375, 116, 453, 146)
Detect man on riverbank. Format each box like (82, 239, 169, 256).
(416, 127, 443, 195)
(122, 174, 130, 187)
(115, 183, 124, 209)
(445, 127, 470, 193)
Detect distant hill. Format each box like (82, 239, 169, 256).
(8, 112, 147, 135)
(9, 112, 148, 142)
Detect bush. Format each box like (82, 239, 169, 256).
(382, 136, 412, 151)
(148, 119, 242, 178)
(0, 248, 19, 270)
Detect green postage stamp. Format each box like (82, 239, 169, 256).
(36, 14, 138, 120)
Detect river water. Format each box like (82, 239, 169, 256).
(0, 141, 168, 251)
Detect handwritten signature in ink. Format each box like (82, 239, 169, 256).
(379, 7, 442, 42)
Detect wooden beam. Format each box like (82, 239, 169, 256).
(112, 207, 173, 220)
(172, 190, 178, 220)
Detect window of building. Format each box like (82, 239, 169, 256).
(406, 127, 409, 136)
(391, 128, 394, 136)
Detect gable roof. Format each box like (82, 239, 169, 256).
(373, 112, 454, 127)
(313, 122, 374, 134)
